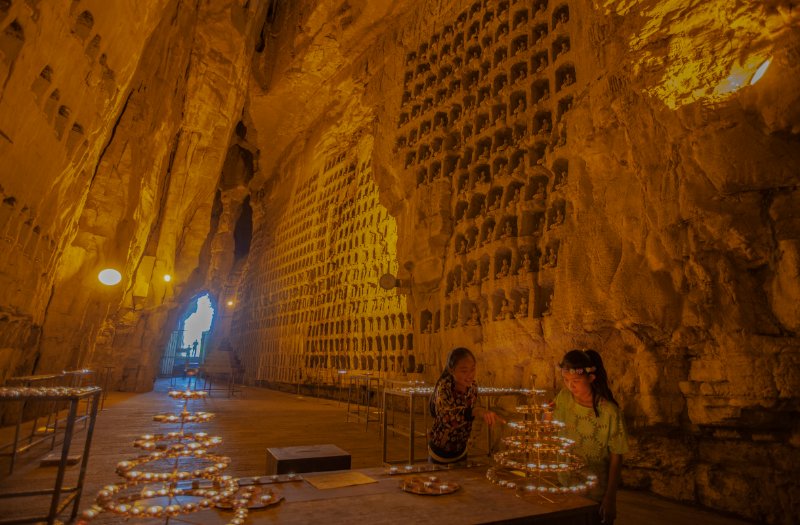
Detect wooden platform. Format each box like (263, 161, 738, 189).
(0, 379, 752, 525)
(252, 466, 596, 525)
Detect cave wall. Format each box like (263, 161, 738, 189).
(0, 0, 267, 390)
(233, 1, 800, 523)
(1, 0, 798, 523)
(0, 0, 172, 380)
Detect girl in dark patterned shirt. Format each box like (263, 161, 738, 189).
(428, 347, 503, 463)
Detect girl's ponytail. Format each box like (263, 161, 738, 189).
(584, 349, 618, 413)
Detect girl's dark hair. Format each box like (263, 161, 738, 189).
(440, 347, 475, 380)
(430, 347, 476, 416)
(559, 349, 618, 416)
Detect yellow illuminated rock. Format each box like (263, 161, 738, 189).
(0, 1, 798, 523)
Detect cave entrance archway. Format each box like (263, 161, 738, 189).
(160, 292, 216, 376)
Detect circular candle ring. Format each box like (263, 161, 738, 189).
(115, 450, 232, 482)
(168, 389, 209, 400)
(85, 477, 248, 523)
(153, 411, 215, 423)
(133, 432, 223, 451)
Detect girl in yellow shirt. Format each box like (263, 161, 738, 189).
(553, 349, 629, 525)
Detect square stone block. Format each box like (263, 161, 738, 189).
(266, 444, 351, 475)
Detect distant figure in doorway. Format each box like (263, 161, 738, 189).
(428, 348, 503, 464)
(554, 350, 628, 525)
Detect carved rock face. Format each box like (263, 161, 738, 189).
(1, 1, 799, 522)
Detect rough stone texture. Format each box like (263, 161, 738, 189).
(0, 0, 266, 388)
(238, 1, 800, 523)
(1, 0, 799, 523)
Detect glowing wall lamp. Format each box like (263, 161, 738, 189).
(226, 300, 234, 306)
(713, 54, 772, 99)
(163, 274, 172, 282)
(750, 58, 771, 85)
(378, 273, 411, 290)
(98, 268, 122, 286)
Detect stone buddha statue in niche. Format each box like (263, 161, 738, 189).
(539, 87, 550, 102)
(555, 171, 567, 190)
(500, 221, 513, 239)
(507, 188, 521, 212)
(517, 253, 532, 274)
(556, 123, 567, 147)
(497, 81, 509, 99)
(533, 182, 546, 200)
(497, 48, 508, 65)
(513, 99, 526, 116)
(518, 297, 529, 317)
(495, 110, 506, 128)
(549, 208, 564, 229)
(496, 299, 515, 321)
(545, 247, 558, 267)
(484, 223, 494, 244)
(466, 306, 480, 326)
(539, 118, 551, 135)
(541, 295, 553, 316)
(495, 163, 509, 180)
(496, 258, 510, 278)
(471, 267, 481, 285)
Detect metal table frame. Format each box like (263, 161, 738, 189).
(1, 374, 62, 473)
(345, 373, 382, 430)
(382, 385, 432, 465)
(381, 385, 531, 465)
(0, 386, 101, 525)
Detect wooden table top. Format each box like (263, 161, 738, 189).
(222, 465, 598, 524)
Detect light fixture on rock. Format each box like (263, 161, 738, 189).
(750, 58, 771, 85)
(378, 273, 410, 290)
(98, 268, 122, 286)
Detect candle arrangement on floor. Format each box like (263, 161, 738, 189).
(486, 390, 597, 497)
(79, 389, 273, 524)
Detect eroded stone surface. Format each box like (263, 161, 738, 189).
(0, 1, 798, 523)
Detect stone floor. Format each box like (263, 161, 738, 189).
(0, 379, 753, 524)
